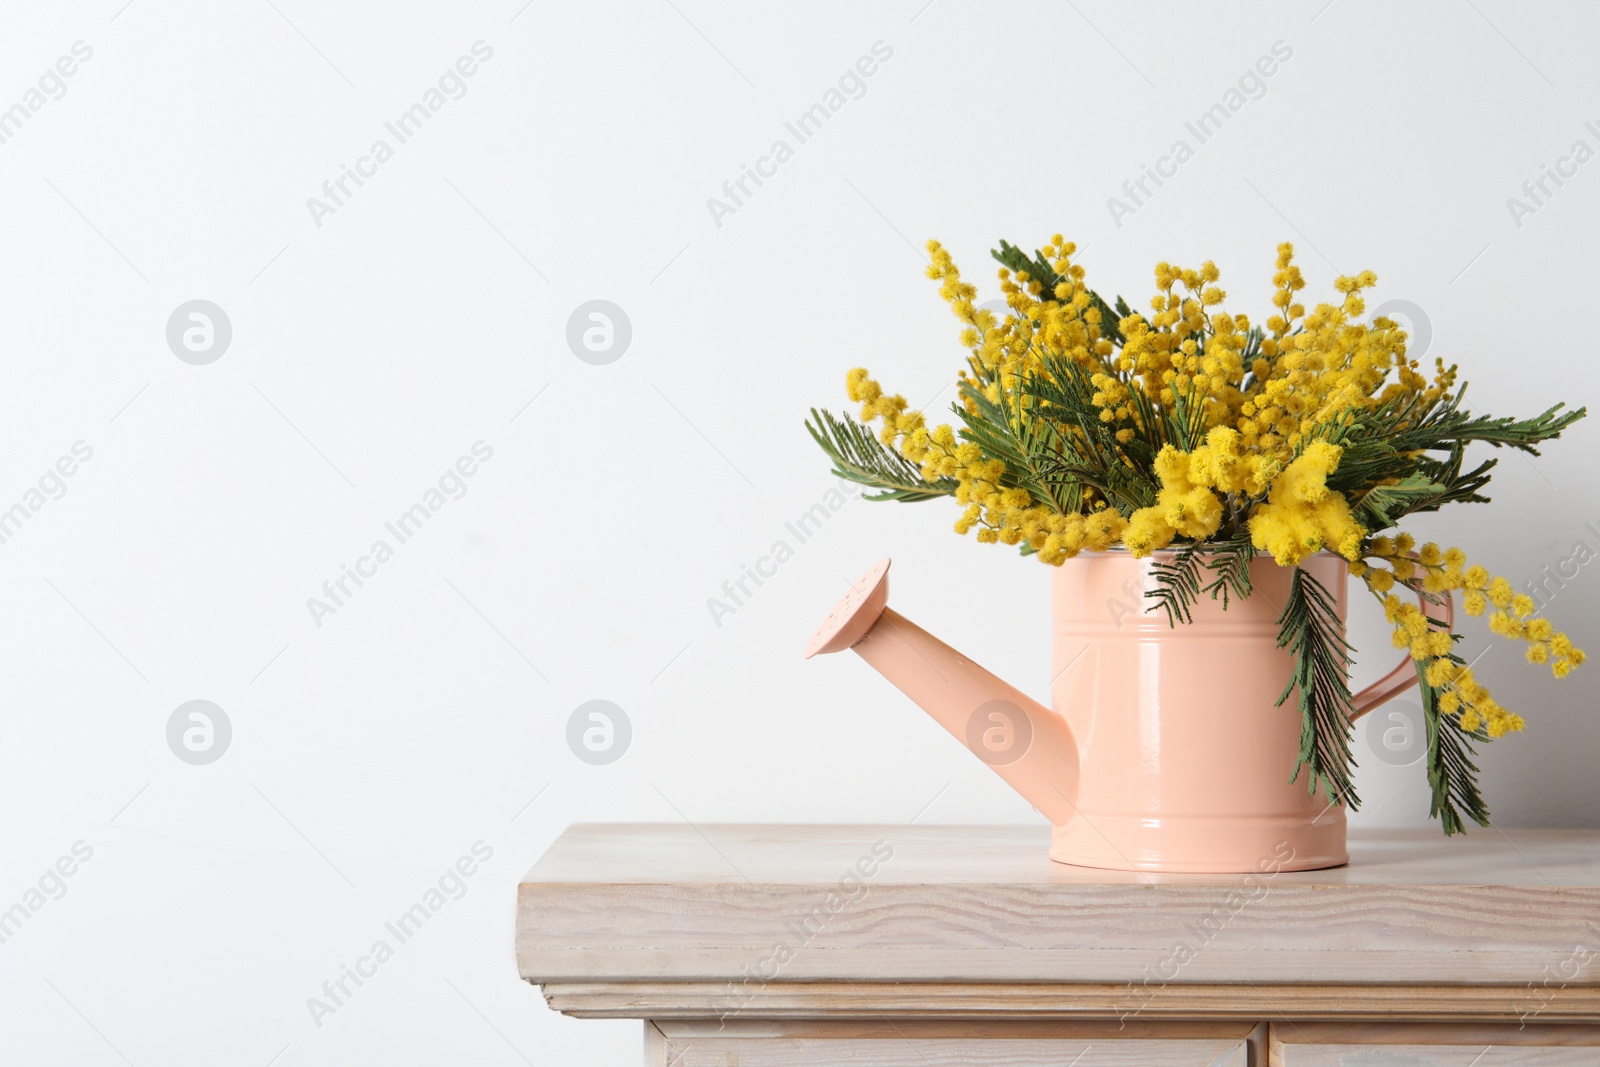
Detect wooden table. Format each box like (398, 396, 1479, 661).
(518, 824, 1600, 1065)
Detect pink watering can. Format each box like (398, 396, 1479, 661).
(805, 554, 1450, 873)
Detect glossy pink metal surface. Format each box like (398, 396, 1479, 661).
(804, 559, 1080, 826)
(807, 553, 1441, 873)
(1049, 552, 1347, 872)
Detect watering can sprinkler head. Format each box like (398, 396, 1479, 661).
(803, 557, 891, 659)
(805, 557, 1081, 826)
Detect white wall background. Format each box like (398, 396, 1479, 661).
(1, 0, 1597, 1063)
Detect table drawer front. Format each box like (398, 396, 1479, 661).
(1282, 1051, 1595, 1066)
(650, 1021, 1253, 1066)
(656, 1037, 1247, 1066)
(1273, 1023, 1600, 1066)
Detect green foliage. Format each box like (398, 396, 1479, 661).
(1324, 387, 1584, 530)
(1009, 356, 1157, 513)
(990, 239, 1061, 296)
(1347, 472, 1451, 530)
(1427, 395, 1586, 453)
(1145, 537, 1256, 626)
(1203, 537, 1256, 609)
(990, 239, 1126, 344)
(1275, 567, 1359, 811)
(804, 408, 955, 502)
(953, 377, 1082, 514)
(1147, 544, 1205, 626)
(1416, 652, 1492, 835)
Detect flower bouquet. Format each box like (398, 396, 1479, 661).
(808, 235, 1586, 833)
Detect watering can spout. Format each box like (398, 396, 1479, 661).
(804, 559, 1080, 825)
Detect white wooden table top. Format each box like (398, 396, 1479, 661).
(517, 823, 1600, 990)
(521, 823, 1600, 886)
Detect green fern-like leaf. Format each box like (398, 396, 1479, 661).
(990, 239, 1127, 346)
(954, 380, 1080, 513)
(805, 409, 955, 502)
(1021, 357, 1156, 512)
(1201, 537, 1255, 608)
(1147, 543, 1205, 626)
(1275, 567, 1359, 810)
(1144, 537, 1255, 624)
(1348, 472, 1446, 529)
(1416, 653, 1492, 835)
(1329, 388, 1584, 499)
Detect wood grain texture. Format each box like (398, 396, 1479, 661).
(1278, 1049, 1596, 1066)
(642, 1020, 668, 1066)
(1270, 1023, 1600, 1066)
(648, 1018, 1251, 1067)
(656, 1019, 1259, 1039)
(1273, 1021, 1600, 1043)
(538, 980, 1600, 1022)
(518, 824, 1600, 987)
(651, 1037, 1246, 1066)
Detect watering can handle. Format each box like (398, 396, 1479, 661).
(1348, 572, 1454, 723)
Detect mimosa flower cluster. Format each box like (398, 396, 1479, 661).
(809, 233, 1587, 832)
(849, 238, 1449, 564)
(1355, 535, 1583, 739)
